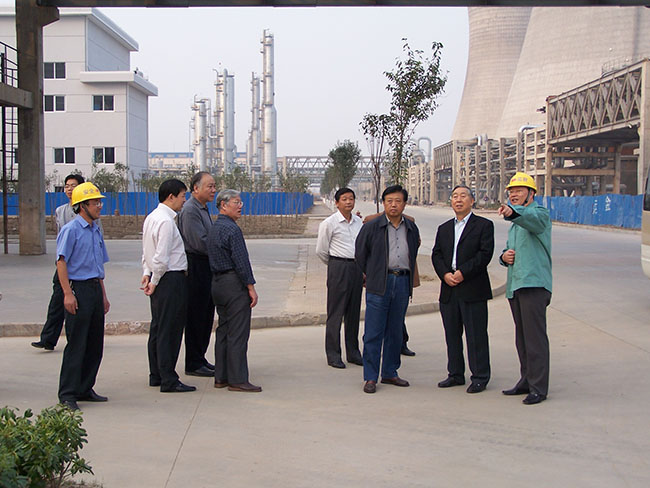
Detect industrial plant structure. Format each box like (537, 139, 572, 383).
(189, 29, 277, 180)
(407, 6, 650, 205)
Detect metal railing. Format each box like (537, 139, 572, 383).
(1, 40, 19, 254)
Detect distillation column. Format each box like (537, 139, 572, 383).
(261, 29, 277, 175)
(247, 73, 261, 174)
(192, 98, 208, 171)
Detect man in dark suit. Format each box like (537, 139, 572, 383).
(432, 185, 494, 393)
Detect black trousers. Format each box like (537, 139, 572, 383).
(148, 271, 187, 390)
(211, 272, 251, 385)
(440, 289, 491, 384)
(508, 287, 551, 396)
(58, 279, 105, 402)
(325, 258, 363, 362)
(184, 254, 215, 371)
(40, 269, 65, 348)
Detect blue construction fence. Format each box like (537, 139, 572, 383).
(535, 194, 642, 229)
(0, 191, 314, 216)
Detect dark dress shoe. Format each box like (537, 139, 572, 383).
(161, 382, 196, 393)
(438, 377, 465, 388)
(381, 376, 410, 387)
(214, 380, 229, 389)
(205, 362, 215, 370)
(31, 341, 54, 351)
(363, 381, 377, 394)
(522, 392, 547, 405)
(185, 365, 214, 377)
(467, 382, 487, 394)
(347, 357, 363, 366)
(328, 359, 346, 369)
(502, 386, 529, 396)
(149, 377, 161, 387)
(60, 400, 80, 411)
(228, 382, 262, 393)
(401, 346, 416, 356)
(78, 390, 108, 402)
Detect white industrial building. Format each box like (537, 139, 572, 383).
(0, 7, 157, 188)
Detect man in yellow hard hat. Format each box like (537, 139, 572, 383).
(498, 172, 552, 405)
(56, 182, 110, 411)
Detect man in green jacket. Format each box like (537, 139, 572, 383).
(498, 172, 552, 405)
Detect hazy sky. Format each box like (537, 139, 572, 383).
(100, 6, 469, 156)
(10, 4, 470, 156)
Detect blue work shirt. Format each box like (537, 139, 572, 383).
(56, 215, 109, 280)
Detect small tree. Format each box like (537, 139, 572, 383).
(278, 171, 309, 193)
(222, 166, 253, 192)
(360, 113, 391, 212)
(327, 140, 361, 190)
(91, 161, 129, 193)
(320, 166, 337, 198)
(384, 39, 447, 184)
(252, 173, 271, 193)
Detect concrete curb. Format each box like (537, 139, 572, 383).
(0, 280, 507, 338)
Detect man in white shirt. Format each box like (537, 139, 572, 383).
(316, 188, 364, 369)
(141, 179, 196, 393)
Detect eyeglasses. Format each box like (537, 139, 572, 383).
(64, 184, 78, 190)
(229, 200, 243, 207)
(86, 201, 103, 208)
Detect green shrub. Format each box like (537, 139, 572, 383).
(0, 406, 93, 488)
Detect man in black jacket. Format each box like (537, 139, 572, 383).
(355, 185, 420, 394)
(432, 185, 494, 393)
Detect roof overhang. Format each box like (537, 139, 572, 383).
(79, 70, 158, 96)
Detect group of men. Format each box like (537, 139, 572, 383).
(316, 173, 552, 404)
(35, 172, 260, 410)
(141, 174, 261, 394)
(35, 169, 552, 409)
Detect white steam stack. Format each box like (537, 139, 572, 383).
(260, 29, 277, 175)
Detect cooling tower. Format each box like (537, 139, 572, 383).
(496, 6, 650, 137)
(451, 7, 531, 141)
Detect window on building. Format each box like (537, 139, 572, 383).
(44, 95, 65, 112)
(93, 147, 115, 164)
(54, 147, 75, 164)
(44, 62, 65, 79)
(93, 95, 115, 111)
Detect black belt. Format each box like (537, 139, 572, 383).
(167, 270, 187, 275)
(71, 278, 100, 283)
(214, 270, 235, 276)
(187, 252, 209, 260)
(329, 256, 355, 262)
(388, 269, 409, 276)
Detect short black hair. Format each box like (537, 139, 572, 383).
(334, 187, 355, 202)
(451, 184, 475, 200)
(65, 174, 84, 185)
(382, 184, 408, 202)
(158, 179, 187, 203)
(190, 171, 211, 192)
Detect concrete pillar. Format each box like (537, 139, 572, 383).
(16, 1, 58, 255)
(613, 144, 621, 194)
(499, 137, 506, 203)
(544, 146, 553, 197)
(639, 60, 650, 195)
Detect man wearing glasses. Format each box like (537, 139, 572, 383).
(56, 182, 110, 410)
(208, 189, 261, 392)
(32, 173, 85, 351)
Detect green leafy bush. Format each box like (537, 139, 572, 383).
(0, 406, 93, 488)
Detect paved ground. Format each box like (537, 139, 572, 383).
(1, 202, 649, 487)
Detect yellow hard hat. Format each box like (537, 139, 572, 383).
(506, 172, 537, 192)
(71, 182, 105, 206)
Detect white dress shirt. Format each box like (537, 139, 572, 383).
(452, 212, 472, 270)
(316, 210, 363, 264)
(142, 203, 188, 286)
